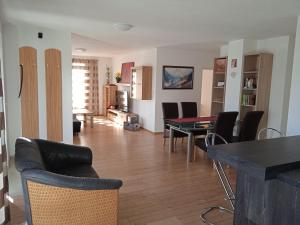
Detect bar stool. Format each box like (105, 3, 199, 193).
(257, 127, 284, 140)
(200, 133, 235, 225)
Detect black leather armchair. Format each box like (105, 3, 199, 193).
(15, 137, 123, 225)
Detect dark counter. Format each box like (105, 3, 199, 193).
(207, 135, 300, 225)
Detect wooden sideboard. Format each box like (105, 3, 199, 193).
(103, 84, 117, 116)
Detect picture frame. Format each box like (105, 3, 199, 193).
(162, 65, 194, 89)
(121, 62, 134, 84)
(231, 59, 237, 68)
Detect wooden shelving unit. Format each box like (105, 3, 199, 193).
(103, 84, 117, 116)
(240, 53, 273, 130)
(130, 66, 152, 100)
(211, 57, 227, 116)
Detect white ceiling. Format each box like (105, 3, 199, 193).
(1, 0, 300, 57)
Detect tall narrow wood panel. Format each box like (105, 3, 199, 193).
(45, 49, 63, 141)
(19, 47, 39, 138)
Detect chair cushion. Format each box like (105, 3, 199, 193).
(55, 164, 99, 178)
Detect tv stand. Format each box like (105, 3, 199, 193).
(107, 109, 136, 125)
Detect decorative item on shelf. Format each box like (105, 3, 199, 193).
(162, 65, 194, 89)
(105, 65, 111, 84)
(217, 81, 225, 87)
(115, 72, 122, 83)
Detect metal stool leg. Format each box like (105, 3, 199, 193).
(200, 160, 235, 225)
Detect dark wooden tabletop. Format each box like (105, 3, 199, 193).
(208, 135, 300, 180)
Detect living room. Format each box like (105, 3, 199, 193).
(1, 0, 300, 225)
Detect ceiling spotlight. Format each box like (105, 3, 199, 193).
(74, 48, 87, 52)
(113, 23, 134, 31)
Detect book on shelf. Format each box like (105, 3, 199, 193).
(241, 94, 256, 106)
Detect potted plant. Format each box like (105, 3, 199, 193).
(115, 72, 122, 83)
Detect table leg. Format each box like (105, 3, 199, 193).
(169, 127, 175, 153)
(83, 115, 87, 125)
(187, 133, 194, 163)
(90, 115, 94, 128)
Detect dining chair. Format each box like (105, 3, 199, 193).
(162, 102, 187, 145)
(181, 102, 207, 136)
(195, 111, 239, 151)
(200, 133, 235, 225)
(257, 127, 284, 140)
(233, 111, 264, 142)
(181, 102, 198, 118)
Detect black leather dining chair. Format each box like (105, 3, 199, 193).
(181, 102, 207, 136)
(162, 102, 187, 145)
(195, 111, 239, 151)
(233, 111, 264, 142)
(181, 102, 198, 118)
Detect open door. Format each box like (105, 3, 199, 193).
(200, 69, 213, 116)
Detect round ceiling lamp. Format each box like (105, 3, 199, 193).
(113, 23, 134, 31)
(74, 48, 87, 52)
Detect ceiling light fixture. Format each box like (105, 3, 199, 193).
(113, 23, 134, 31)
(74, 48, 87, 52)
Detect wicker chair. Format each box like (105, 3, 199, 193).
(15, 137, 123, 225)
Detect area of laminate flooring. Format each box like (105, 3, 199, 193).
(10, 117, 235, 225)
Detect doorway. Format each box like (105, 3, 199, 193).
(200, 69, 213, 116)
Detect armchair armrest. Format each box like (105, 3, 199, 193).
(22, 169, 123, 190)
(35, 139, 93, 170)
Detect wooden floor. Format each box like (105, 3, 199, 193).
(10, 117, 235, 225)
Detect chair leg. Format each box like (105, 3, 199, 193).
(200, 206, 233, 225)
(200, 161, 235, 225)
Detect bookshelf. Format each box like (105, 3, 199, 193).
(240, 53, 273, 130)
(211, 57, 227, 116)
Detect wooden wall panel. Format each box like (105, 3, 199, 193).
(19, 47, 39, 138)
(45, 49, 63, 142)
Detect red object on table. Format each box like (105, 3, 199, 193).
(168, 116, 216, 123)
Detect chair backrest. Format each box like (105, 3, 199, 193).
(238, 111, 264, 142)
(181, 102, 198, 118)
(162, 102, 179, 119)
(214, 111, 239, 143)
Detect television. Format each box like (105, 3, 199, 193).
(116, 90, 129, 112)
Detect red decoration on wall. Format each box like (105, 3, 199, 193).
(121, 62, 134, 84)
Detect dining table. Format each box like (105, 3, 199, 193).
(166, 116, 216, 163)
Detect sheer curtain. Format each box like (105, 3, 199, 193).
(0, 61, 9, 224)
(72, 58, 99, 115)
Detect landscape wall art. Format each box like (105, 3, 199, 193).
(162, 66, 194, 89)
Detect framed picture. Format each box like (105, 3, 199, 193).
(231, 59, 237, 68)
(162, 66, 194, 89)
(121, 62, 134, 84)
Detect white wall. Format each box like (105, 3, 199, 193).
(2, 22, 73, 155)
(257, 36, 295, 133)
(154, 47, 217, 132)
(2, 23, 21, 155)
(112, 49, 157, 132)
(224, 40, 245, 112)
(287, 16, 300, 135)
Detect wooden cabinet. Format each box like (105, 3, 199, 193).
(130, 66, 152, 100)
(240, 53, 273, 130)
(211, 57, 227, 116)
(103, 84, 117, 116)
